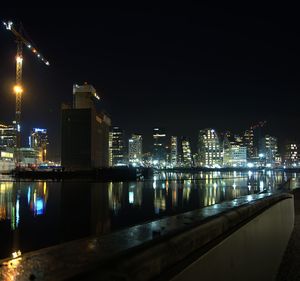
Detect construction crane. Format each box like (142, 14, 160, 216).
(2, 21, 50, 163)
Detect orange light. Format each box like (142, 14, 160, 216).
(13, 85, 23, 94)
(16, 56, 23, 64)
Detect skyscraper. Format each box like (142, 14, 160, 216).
(128, 134, 143, 165)
(261, 135, 278, 165)
(152, 128, 167, 166)
(198, 129, 222, 167)
(109, 127, 125, 166)
(61, 84, 111, 170)
(29, 128, 48, 161)
(243, 128, 254, 160)
(170, 136, 178, 167)
(284, 142, 298, 167)
(180, 137, 192, 167)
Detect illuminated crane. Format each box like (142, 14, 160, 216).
(2, 21, 50, 161)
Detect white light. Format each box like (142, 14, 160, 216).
(45, 61, 50, 66)
(259, 180, 264, 191)
(259, 153, 264, 158)
(27, 44, 31, 48)
(4, 21, 13, 30)
(129, 191, 134, 204)
(247, 163, 254, 168)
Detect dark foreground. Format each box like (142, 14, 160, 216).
(276, 188, 300, 280)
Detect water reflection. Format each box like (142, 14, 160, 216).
(0, 171, 294, 259)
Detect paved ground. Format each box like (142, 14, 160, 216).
(276, 188, 300, 281)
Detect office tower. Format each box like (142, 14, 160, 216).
(198, 129, 222, 167)
(170, 136, 178, 167)
(243, 128, 254, 160)
(109, 127, 125, 166)
(152, 128, 167, 165)
(29, 128, 48, 161)
(0, 123, 16, 148)
(61, 84, 111, 170)
(223, 145, 247, 167)
(261, 135, 278, 165)
(284, 141, 298, 167)
(128, 134, 143, 165)
(252, 121, 267, 157)
(180, 137, 192, 167)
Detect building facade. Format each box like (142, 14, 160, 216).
(152, 128, 167, 166)
(61, 84, 111, 170)
(223, 145, 247, 167)
(198, 129, 222, 167)
(261, 135, 278, 165)
(0, 123, 16, 148)
(128, 134, 143, 165)
(284, 142, 298, 167)
(109, 127, 125, 166)
(180, 137, 193, 167)
(29, 128, 48, 161)
(170, 136, 178, 167)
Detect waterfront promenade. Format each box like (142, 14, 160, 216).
(277, 187, 300, 280)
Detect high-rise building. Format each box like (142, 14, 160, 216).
(252, 121, 267, 157)
(128, 134, 143, 165)
(61, 84, 111, 170)
(109, 127, 125, 166)
(180, 137, 193, 167)
(198, 129, 222, 167)
(152, 128, 167, 165)
(170, 136, 178, 167)
(284, 142, 298, 167)
(29, 128, 48, 161)
(261, 135, 278, 165)
(0, 123, 16, 148)
(243, 128, 254, 160)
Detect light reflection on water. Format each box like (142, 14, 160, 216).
(0, 171, 296, 259)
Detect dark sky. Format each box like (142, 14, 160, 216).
(1, 5, 300, 159)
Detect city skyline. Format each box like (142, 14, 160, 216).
(1, 6, 300, 159)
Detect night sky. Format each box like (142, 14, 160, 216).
(1, 6, 300, 160)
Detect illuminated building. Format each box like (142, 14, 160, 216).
(252, 121, 267, 157)
(170, 136, 178, 167)
(152, 128, 167, 166)
(128, 134, 143, 165)
(61, 84, 111, 169)
(19, 148, 41, 164)
(29, 128, 48, 161)
(243, 128, 254, 159)
(261, 135, 278, 165)
(284, 142, 298, 167)
(0, 123, 16, 148)
(109, 127, 125, 166)
(223, 145, 247, 167)
(180, 137, 193, 167)
(198, 129, 222, 167)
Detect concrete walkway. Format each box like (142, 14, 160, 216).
(276, 188, 300, 280)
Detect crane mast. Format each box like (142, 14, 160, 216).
(15, 39, 23, 150)
(3, 21, 50, 164)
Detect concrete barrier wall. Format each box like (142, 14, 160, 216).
(0, 193, 294, 281)
(171, 197, 294, 281)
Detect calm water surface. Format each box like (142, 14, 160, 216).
(0, 171, 296, 259)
